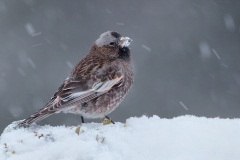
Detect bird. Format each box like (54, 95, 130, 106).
(19, 31, 133, 126)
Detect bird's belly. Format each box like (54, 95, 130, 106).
(65, 102, 119, 119)
(65, 86, 129, 119)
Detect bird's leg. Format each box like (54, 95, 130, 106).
(81, 116, 85, 123)
(105, 116, 115, 124)
(75, 116, 84, 135)
(101, 116, 115, 125)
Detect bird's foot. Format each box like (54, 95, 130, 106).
(101, 118, 112, 125)
(101, 116, 115, 125)
(75, 125, 81, 135)
(73, 116, 84, 135)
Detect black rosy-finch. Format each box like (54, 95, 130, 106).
(19, 31, 133, 126)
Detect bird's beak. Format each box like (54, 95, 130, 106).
(119, 37, 132, 47)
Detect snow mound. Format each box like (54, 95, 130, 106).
(1, 115, 240, 160)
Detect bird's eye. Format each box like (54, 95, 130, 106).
(109, 42, 115, 46)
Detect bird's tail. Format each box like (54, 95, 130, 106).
(18, 103, 56, 127)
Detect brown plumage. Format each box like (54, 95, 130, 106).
(19, 31, 133, 126)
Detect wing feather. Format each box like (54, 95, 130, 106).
(48, 54, 123, 112)
(57, 75, 123, 108)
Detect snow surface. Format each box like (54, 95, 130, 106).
(1, 116, 240, 160)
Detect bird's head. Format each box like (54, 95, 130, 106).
(93, 31, 132, 60)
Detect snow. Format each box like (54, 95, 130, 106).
(27, 58, 36, 68)
(212, 48, 221, 60)
(24, 23, 42, 37)
(221, 63, 229, 69)
(66, 61, 74, 69)
(116, 22, 125, 26)
(105, 9, 112, 14)
(24, 23, 36, 36)
(1, 116, 240, 160)
(31, 43, 43, 48)
(8, 105, 23, 118)
(141, 44, 151, 52)
(199, 42, 211, 59)
(0, 1, 7, 13)
(179, 101, 189, 111)
(224, 14, 235, 32)
(17, 68, 26, 77)
(120, 37, 132, 47)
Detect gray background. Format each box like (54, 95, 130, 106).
(0, 0, 240, 132)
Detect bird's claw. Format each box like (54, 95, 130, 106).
(101, 118, 112, 125)
(75, 126, 81, 135)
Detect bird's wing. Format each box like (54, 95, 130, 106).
(19, 71, 123, 126)
(50, 54, 124, 111)
(58, 75, 123, 107)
